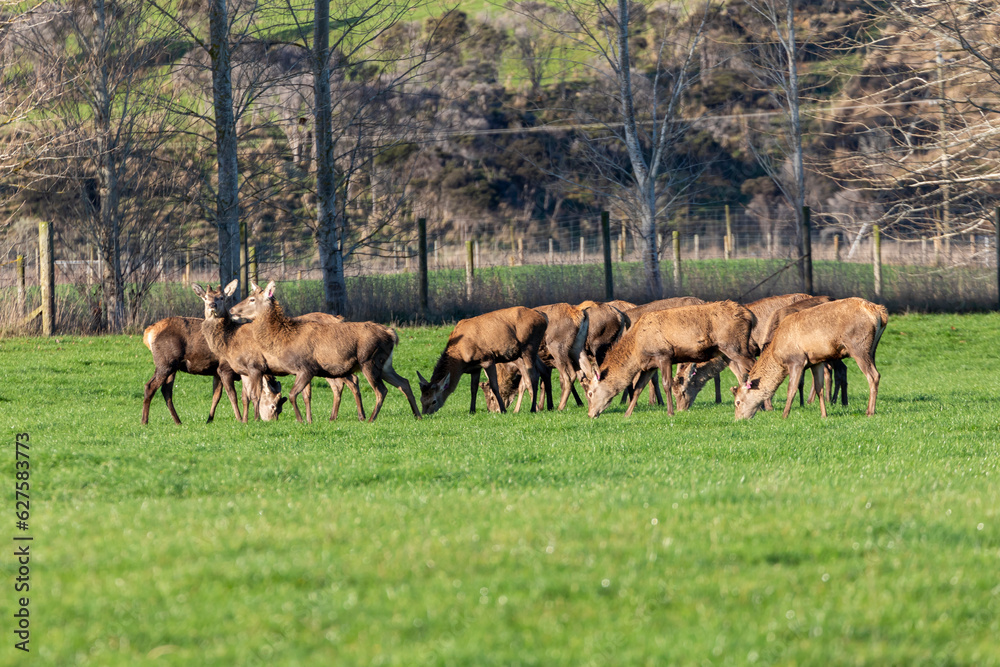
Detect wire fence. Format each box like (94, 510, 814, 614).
(2, 204, 998, 333)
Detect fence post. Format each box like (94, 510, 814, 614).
(724, 204, 733, 260)
(249, 246, 258, 286)
(548, 238, 554, 263)
(833, 234, 840, 262)
(239, 219, 248, 297)
(517, 238, 524, 266)
(672, 230, 682, 294)
(602, 211, 614, 300)
(466, 240, 474, 300)
(618, 218, 626, 262)
(16, 254, 25, 316)
(418, 218, 428, 319)
(995, 207, 999, 310)
(184, 250, 192, 286)
(579, 237, 585, 264)
(39, 221, 55, 336)
(873, 223, 882, 301)
(694, 234, 700, 261)
(802, 206, 813, 294)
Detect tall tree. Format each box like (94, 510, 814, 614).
(515, 0, 714, 300)
(209, 0, 240, 291)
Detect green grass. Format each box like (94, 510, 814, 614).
(1, 313, 999, 664)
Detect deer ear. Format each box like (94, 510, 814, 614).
(250, 281, 260, 293)
(192, 284, 206, 298)
(223, 279, 239, 297)
(416, 371, 430, 388)
(730, 386, 738, 396)
(440, 376, 450, 391)
(264, 280, 276, 299)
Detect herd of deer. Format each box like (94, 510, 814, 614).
(141, 282, 888, 426)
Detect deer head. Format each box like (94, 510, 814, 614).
(417, 370, 450, 415)
(230, 280, 275, 322)
(192, 280, 239, 319)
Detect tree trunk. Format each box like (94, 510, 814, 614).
(209, 0, 240, 291)
(313, 0, 347, 314)
(782, 0, 807, 292)
(93, 0, 125, 330)
(639, 183, 662, 300)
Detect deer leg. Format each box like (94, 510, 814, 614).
(142, 367, 174, 425)
(219, 369, 242, 422)
(714, 374, 722, 404)
(831, 359, 848, 406)
(346, 375, 367, 421)
(823, 363, 833, 404)
(516, 355, 540, 413)
(811, 365, 827, 418)
(541, 363, 554, 411)
(327, 378, 343, 421)
(474, 367, 488, 414)
(783, 363, 805, 419)
(625, 369, 656, 417)
(853, 354, 880, 416)
(381, 365, 421, 420)
(800, 374, 807, 407)
(160, 372, 182, 425)
(359, 364, 388, 423)
(659, 360, 676, 416)
(649, 370, 663, 406)
(556, 363, 575, 411)
(288, 372, 313, 423)
(206, 373, 226, 423)
(302, 382, 314, 424)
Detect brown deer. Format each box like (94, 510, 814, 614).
(759, 295, 848, 408)
(671, 293, 812, 410)
(734, 298, 887, 420)
(418, 306, 548, 415)
(480, 302, 589, 413)
(194, 281, 272, 422)
(228, 281, 421, 423)
(587, 301, 756, 418)
(620, 296, 707, 406)
(239, 283, 366, 422)
(577, 300, 629, 371)
(141, 316, 243, 424)
(242, 375, 286, 421)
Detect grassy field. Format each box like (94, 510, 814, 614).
(1, 312, 999, 665)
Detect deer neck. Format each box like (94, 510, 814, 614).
(597, 331, 642, 393)
(751, 347, 787, 398)
(431, 348, 466, 398)
(252, 300, 294, 349)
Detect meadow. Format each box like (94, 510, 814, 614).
(1, 311, 999, 665)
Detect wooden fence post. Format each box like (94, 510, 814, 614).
(724, 204, 733, 260)
(833, 234, 840, 262)
(548, 238, 554, 263)
(873, 223, 882, 301)
(418, 218, 428, 318)
(39, 221, 55, 336)
(239, 219, 248, 297)
(184, 250, 192, 286)
(249, 246, 258, 286)
(602, 211, 614, 301)
(579, 237, 585, 264)
(802, 205, 814, 294)
(694, 234, 700, 261)
(466, 240, 474, 300)
(672, 230, 681, 294)
(995, 207, 999, 310)
(16, 254, 25, 316)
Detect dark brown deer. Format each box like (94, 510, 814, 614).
(759, 295, 848, 407)
(478, 355, 553, 413)
(577, 300, 629, 371)
(418, 306, 548, 415)
(587, 301, 756, 418)
(228, 281, 421, 423)
(141, 316, 243, 424)
(734, 298, 887, 419)
(671, 293, 812, 410)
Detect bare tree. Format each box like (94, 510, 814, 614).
(514, 0, 714, 300)
(497, 1, 570, 99)
(11, 0, 185, 330)
(826, 0, 1000, 263)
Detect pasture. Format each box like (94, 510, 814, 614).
(1, 311, 999, 665)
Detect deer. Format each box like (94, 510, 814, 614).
(619, 296, 707, 406)
(586, 301, 757, 418)
(141, 315, 244, 425)
(193, 281, 274, 422)
(734, 298, 887, 420)
(228, 281, 421, 423)
(759, 295, 848, 408)
(481, 303, 590, 413)
(418, 306, 548, 415)
(577, 300, 629, 372)
(237, 282, 367, 422)
(671, 293, 812, 410)
(243, 375, 286, 421)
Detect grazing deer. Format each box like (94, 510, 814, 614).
(243, 375, 286, 421)
(671, 293, 812, 410)
(418, 306, 548, 415)
(533, 302, 590, 410)
(734, 298, 887, 419)
(759, 295, 848, 408)
(587, 301, 756, 418)
(620, 296, 707, 406)
(478, 355, 553, 413)
(228, 281, 421, 423)
(577, 300, 629, 371)
(141, 316, 244, 424)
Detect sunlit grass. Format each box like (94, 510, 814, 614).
(0, 312, 998, 664)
